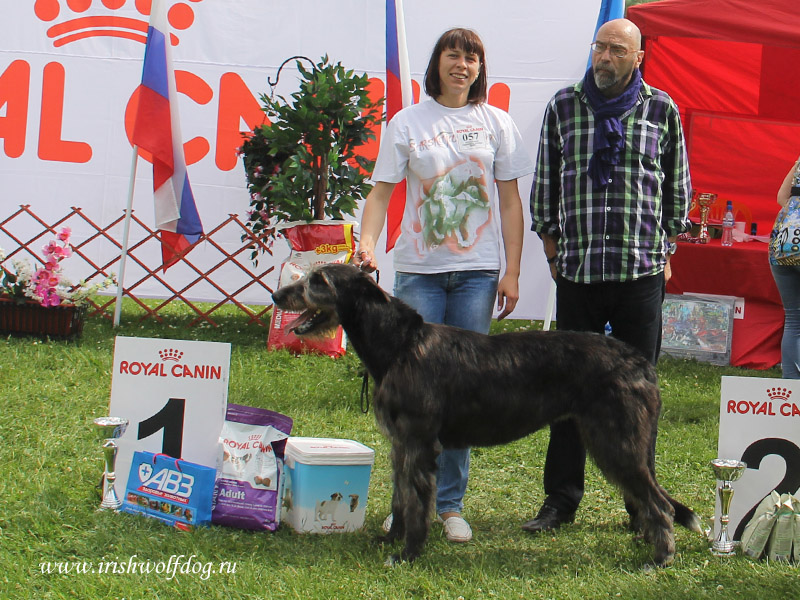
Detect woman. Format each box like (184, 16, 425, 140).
(770, 155, 800, 378)
(354, 28, 533, 542)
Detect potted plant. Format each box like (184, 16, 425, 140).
(240, 55, 383, 255)
(240, 55, 383, 356)
(0, 227, 115, 339)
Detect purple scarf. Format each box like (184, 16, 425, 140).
(583, 67, 643, 189)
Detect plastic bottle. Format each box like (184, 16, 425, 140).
(721, 200, 734, 246)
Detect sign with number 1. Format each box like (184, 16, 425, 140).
(717, 376, 800, 541)
(108, 336, 230, 495)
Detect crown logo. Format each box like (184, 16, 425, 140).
(767, 387, 792, 402)
(33, 0, 202, 48)
(158, 348, 183, 362)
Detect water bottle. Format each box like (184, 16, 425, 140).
(721, 200, 734, 246)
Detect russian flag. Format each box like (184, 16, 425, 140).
(131, 0, 202, 271)
(384, 0, 413, 252)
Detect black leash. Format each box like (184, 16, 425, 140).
(351, 262, 378, 414)
(360, 369, 370, 414)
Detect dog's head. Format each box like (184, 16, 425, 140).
(271, 263, 381, 338)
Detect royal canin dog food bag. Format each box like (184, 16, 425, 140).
(211, 403, 293, 531)
(268, 221, 354, 357)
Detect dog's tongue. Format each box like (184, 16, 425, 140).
(288, 309, 316, 335)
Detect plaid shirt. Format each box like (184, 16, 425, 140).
(530, 78, 692, 284)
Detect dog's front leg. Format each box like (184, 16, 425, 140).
(377, 449, 406, 545)
(385, 440, 437, 565)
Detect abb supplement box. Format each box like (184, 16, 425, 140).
(282, 437, 374, 533)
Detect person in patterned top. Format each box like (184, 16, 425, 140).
(525, 17, 692, 535)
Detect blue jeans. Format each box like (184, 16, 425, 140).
(394, 270, 499, 514)
(770, 263, 800, 378)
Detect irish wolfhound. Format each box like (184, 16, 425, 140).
(271, 263, 702, 566)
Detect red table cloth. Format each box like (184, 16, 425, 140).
(666, 239, 782, 369)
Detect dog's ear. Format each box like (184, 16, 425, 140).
(305, 268, 338, 304)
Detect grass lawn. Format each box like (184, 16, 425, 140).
(1, 304, 799, 600)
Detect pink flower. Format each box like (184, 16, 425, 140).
(57, 227, 71, 242)
(43, 241, 59, 257)
(41, 291, 61, 307)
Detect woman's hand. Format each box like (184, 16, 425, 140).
(353, 248, 378, 272)
(355, 182, 395, 272)
(496, 273, 519, 320)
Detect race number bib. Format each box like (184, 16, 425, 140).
(456, 127, 488, 152)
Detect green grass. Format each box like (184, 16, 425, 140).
(1, 303, 799, 600)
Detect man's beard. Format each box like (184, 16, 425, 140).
(593, 67, 618, 91)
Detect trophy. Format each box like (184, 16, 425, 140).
(93, 416, 129, 510)
(709, 458, 747, 556)
(695, 192, 717, 244)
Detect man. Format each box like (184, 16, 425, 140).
(525, 18, 692, 533)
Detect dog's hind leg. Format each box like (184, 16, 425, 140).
(580, 426, 677, 565)
(385, 440, 437, 564)
(615, 468, 678, 566)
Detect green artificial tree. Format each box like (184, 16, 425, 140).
(240, 56, 383, 257)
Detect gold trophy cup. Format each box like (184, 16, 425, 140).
(695, 192, 717, 244)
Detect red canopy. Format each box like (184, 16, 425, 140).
(628, 0, 800, 234)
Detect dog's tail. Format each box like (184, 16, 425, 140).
(669, 496, 703, 533)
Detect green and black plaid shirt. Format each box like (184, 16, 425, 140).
(530, 79, 692, 284)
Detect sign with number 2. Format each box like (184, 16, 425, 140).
(108, 336, 230, 495)
(717, 376, 800, 541)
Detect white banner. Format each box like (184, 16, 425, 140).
(0, 0, 603, 319)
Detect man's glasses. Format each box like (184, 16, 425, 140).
(590, 42, 634, 59)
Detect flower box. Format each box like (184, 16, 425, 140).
(0, 297, 86, 340)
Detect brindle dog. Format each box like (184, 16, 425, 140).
(271, 263, 702, 566)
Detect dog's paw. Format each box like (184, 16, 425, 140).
(383, 550, 417, 568)
(642, 553, 674, 571)
(384, 554, 404, 568)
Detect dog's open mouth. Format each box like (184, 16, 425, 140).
(288, 308, 328, 336)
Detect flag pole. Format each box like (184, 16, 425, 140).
(113, 145, 139, 327)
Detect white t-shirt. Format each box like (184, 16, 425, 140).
(373, 99, 533, 273)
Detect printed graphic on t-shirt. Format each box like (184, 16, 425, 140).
(415, 157, 491, 253)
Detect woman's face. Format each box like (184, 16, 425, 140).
(437, 46, 480, 104)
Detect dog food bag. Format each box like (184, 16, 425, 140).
(741, 490, 780, 559)
(212, 403, 293, 531)
(267, 221, 355, 357)
(766, 494, 796, 562)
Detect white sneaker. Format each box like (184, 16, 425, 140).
(437, 514, 473, 543)
(382, 513, 393, 533)
(382, 513, 472, 543)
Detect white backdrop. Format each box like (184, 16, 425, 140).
(0, 0, 602, 319)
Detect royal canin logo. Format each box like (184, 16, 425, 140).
(119, 347, 222, 379)
(33, 0, 202, 47)
(767, 387, 792, 402)
(158, 348, 184, 362)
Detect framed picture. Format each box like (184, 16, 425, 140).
(661, 293, 735, 365)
